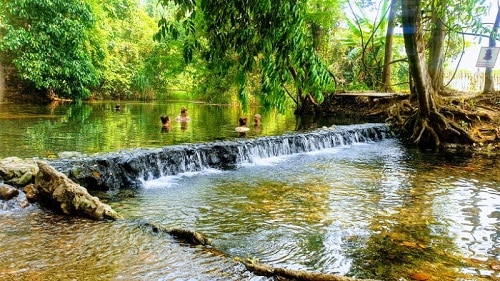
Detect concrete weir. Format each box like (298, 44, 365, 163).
(50, 123, 392, 191)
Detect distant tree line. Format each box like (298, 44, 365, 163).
(0, 0, 495, 116)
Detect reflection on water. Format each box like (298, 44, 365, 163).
(0, 101, 303, 158)
(0, 100, 375, 159)
(1, 140, 498, 280)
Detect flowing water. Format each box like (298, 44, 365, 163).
(0, 101, 499, 280)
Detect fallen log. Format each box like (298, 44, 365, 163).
(142, 222, 212, 246)
(141, 222, 379, 281)
(33, 161, 121, 220)
(238, 258, 380, 281)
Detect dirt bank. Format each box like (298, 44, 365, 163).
(322, 91, 500, 153)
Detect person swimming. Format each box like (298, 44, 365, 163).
(253, 114, 261, 127)
(160, 115, 171, 127)
(175, 107, 191, 122)
(235, 117, 250, 132)
(160, 115, 171, 133)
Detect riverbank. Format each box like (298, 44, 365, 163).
(322, 91, 500, 153)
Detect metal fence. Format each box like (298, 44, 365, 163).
(444, 70, 500, 92)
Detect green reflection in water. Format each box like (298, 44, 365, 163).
(0, 101, 303, 158)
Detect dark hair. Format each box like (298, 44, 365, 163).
(238, 117, 247, 126)
(160, 115, 170, 124)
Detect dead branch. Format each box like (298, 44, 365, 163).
(238, 258, 380, 281)
(142, 222, 212, 246)
(141, 222, 378, 281)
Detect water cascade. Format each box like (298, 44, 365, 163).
(51, 123, 392, 191)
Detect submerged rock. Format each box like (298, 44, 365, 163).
(0, 190, 30, 211)
(0, 184, 19, 200)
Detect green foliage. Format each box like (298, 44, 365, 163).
(86, 0, 159, 99)
(156, 0, 336, 113)
(2, 0, 489, 104)
(0, 0, 99, 99)
(339, 0, 401, 90)
(422, 0, 488, 66)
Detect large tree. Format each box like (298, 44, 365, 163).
(424, 0, 487, 93)
(397, 0, 475, 147)
(0, 0, 100, 100)
(87, 0, 159, 99)
(156, 0, 336, 114)
(427, 1, 446, 92)
(380, 0, 399, 92)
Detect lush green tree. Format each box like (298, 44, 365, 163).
(342, 2, 385, 89)
(341, 0, 406, 90)
(424, 0, 487, 92)
(85, 0, 159, 99)
(0, 0, 100, 100)
(305, 0, 344, 52)
(397, 0, 475, 147)
(145, 1, 212, 101)
(345, 0, 487, 94)
(156, 0, 336, 114)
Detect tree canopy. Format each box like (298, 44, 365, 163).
(0, 0, 99, 99)
(156, 0, 338, 113)
(0, 0, 496, 114)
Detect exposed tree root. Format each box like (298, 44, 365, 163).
(388, 101, 478, 148)
(441, 105, 492, 122)
(142, 222, 212, 246)
(141, 222, 378, 281)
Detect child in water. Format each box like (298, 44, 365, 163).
(160, 115, 171, 127)
(235, 117, 249, 132)
(253, 114, 261, 127)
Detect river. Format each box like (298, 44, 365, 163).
(0, 100, 498, 280)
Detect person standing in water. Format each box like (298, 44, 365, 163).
(160, 115, 171, 133)
(175, 107, 191, 122)
(175, 107, 190, 131)
(235, 117, 249, 137)
(253, 114, 261, 127)
(235, 117, 250, 132)
(253, 113, 262, 134)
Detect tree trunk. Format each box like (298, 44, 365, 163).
(399, 0, 475, 147)
(401, 0, 435, 117)
(0, 63, 4, 100)
(428, 8, 446, 92)
(380, 0, 398, 92)
(311, 22, 324, 51)
(483, 2, 500, 93)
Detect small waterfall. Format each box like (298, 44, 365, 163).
(50, 123, 392, 191)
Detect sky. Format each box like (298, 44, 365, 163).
(452, 0, 498, 70)
(345, 0, 499, 70)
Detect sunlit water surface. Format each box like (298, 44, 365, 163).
(1, 139, 499, 280)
